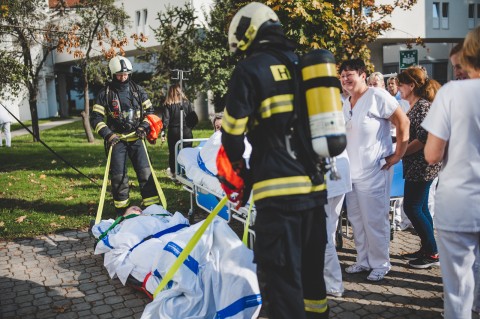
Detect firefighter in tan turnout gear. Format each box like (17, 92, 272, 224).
(218, 3, 330, 318)
(90, 56, 159, 216)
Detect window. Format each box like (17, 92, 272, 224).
(469, 4, 475, 28)
(136, 10, 141, 27)
(143, 9, 149, 35)
(441, 2, 449, 29)
(135, 9, 149, 35)
(432, 2, 440, 29)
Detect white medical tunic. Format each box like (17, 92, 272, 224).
(343, 88, 397, 182)
(422, 79, 480, 232)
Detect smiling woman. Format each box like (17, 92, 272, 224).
(339, 58, 410, 282)
(396, 67, 442, 270)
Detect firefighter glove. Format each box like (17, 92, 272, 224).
(105, 133, 120, 149)
(136, 126, 147, 139)
(216, 146, 252, 209)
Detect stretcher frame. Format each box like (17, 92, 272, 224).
(174, 138, 256, 247)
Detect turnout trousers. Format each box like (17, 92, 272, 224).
(109, 139, 158, 211)
(253, 205, 329, 319)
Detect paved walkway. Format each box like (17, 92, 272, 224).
(10, 118, 81, 138)
(3, 215, 477, 319)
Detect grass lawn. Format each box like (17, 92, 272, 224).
(0, 120, 214, 239)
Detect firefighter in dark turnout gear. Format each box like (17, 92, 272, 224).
(90, 56, 159, 216)
(220, 2, 328, 318)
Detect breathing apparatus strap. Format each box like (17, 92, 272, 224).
(264, 48, 325, 185)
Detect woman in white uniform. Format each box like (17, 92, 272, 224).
(339, 59, 410, 281)
(422, 26, 480, 319)
(324, 151, 351, 296)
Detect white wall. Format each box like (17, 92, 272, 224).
(379, 0, 427, 39)
(379, 0, 473, 40)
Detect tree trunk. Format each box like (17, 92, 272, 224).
(82, 74, 95, 143)
(28, 85, 40, 142)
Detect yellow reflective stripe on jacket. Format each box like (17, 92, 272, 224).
(223, 108, 248, 136)
(304, 298, 328, 314)
(93, 104, 105, 115)
(142, 196, 159, 207)
(95, 122, 107, 134)
(259, 94, 294, 119)
(114, 199, 130, 209)
(252, 176, 326, 202)
(142, 99, 152, 109)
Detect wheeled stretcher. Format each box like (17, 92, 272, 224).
(174, 132, 256, 247)
(91, 204, 262, 319)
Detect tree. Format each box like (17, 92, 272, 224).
(137, 3, 200, 109)
(190, 0, 243, 111)
(56, 0, 134, 143)
(265, 0, 418, 70)
(0, 0, 62, 141)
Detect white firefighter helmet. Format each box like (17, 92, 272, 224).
(228, 2, 279, 53)
(109, 56, 133, 75)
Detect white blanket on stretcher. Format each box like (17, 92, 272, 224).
(92, 205, 261, 318)
(177, 131, 252, 196)
(141, 218, 261, 319)
(92, 205, 190, 284)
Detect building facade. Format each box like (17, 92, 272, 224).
(53, 0, 214, 120)
(5, 0, 476, 121)
(370, 0, 480, 83)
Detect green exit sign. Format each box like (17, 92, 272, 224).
(399, 50, 418, 70)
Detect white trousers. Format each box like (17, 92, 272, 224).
(0, 122, 11, 147)
(346, 169, 392, 272)
(437, 229, 480, 319)
(324, 194, 345, 295)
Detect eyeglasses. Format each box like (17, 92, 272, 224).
(340, 72, 358, 80)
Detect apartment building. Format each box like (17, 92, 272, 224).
(53, 0, 213, 118)
(4, 0, 477, 120)
(370, 0, 480, 83)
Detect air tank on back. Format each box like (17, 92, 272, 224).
(300, 49, 346, 158)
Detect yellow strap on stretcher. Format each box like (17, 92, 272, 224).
(142, 140, 167, 209)
(152, 195, 228, 299)
(95, 146, 113, 225)
(242, 196, 254, 246)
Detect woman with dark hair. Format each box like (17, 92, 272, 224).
(397, 66, 442, 268)
(161, 84, 194, 179)
(340, 58, 410, 282)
